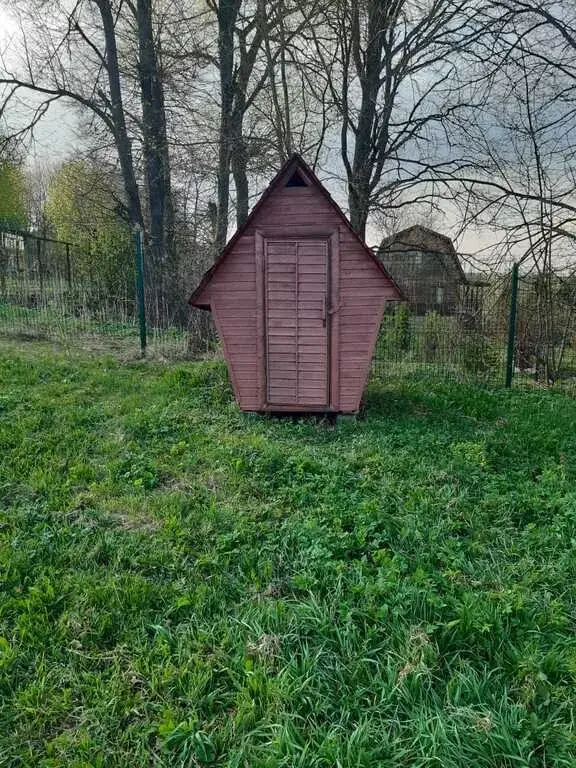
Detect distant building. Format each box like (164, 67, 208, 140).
(377, 225, 469, 316)
(0, 230, 25, 252)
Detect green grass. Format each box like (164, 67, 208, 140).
(1, 338, 576, 767)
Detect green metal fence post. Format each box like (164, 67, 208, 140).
(37, 238, 43, 298)
(505, 262, 519, 388)
(134, 227, 147, 356)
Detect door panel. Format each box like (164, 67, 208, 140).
(265, 239, 329, 406)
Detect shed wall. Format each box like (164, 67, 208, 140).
(205, 184, 398, 412)
(339, 228, 394, 411)
(207, 235, 260, 410)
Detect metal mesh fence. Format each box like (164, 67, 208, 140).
(1, 226, 575, 398)
(512, 268, 576, 392)
(371, 268, 576, 396)
(372, 276, 505, 386)
(0, 228, 214, 359)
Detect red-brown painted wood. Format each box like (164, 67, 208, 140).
(264, 238, 329, 407)
(190, 154, 403, 413)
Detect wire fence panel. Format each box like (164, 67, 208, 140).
(2, 227, 575, 398)
(372, 273, 507, 387)
(0, 228, 206, 359)
(372, 311, 505, 385)
(513, 269, 576, 393)
(371, 269, 576, 396)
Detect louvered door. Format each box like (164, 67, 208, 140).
(265, 238, 329, 407)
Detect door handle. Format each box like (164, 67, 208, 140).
(322, 296, 327, 326)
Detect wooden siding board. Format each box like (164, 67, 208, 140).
(254, 232, 266, 409)
(337, 227, 388, 411)
(265, 239, 296, 404)
(329, 231, 340, 409)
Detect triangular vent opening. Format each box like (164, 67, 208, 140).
(286, 170, 307, 187)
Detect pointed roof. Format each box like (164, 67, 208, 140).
(190, 154, 404, 308)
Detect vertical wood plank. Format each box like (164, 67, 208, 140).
(265, 240, 297, 404)
(255, 231, 266, 409)
(329, 230, 340, 410)
(295, 243, 300, 402)
(295, 239, 328, 406)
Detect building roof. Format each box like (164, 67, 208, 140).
(190, 154, 404, 308)
(379, 225, 468, 285)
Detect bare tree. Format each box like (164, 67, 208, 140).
(447, 0, 576, 251)
(0, 0, 181, 312)
(209, 0, 287, 246)
(259, 0, 333, 167)
(136, 0, 176, 292)
(207, 0, 328, 248)
(304, 0, 482, 239)
(25, 160, 56, 236)
(446, 0, 576, 380)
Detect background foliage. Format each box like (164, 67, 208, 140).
(0, 160, 27, 230)
(44, 160, 134, 296)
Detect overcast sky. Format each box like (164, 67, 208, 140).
(0, 4, 495, 261)
(0, 6, 80, 162)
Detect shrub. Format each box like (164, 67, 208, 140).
(386, 303, 411, 357)
(417, 311, 455, 363)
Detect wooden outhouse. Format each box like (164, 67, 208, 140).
(190, 155, 403, 413)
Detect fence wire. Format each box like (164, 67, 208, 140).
(0, 228, 209, 359)
(513, 268, 576, 392)
(371, 269, 576, 396)
(1, 227, 575, 397)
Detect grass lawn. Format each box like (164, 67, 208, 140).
(1, 339, 576, 767)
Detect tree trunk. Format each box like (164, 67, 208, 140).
(231, 102, 249, 227)
(94, 0, 143, 229)
(348, 177, 370, 239)
(348, 0, 386, 238)
(215, 0, 241, 250)
(136, 0, 178, 321)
